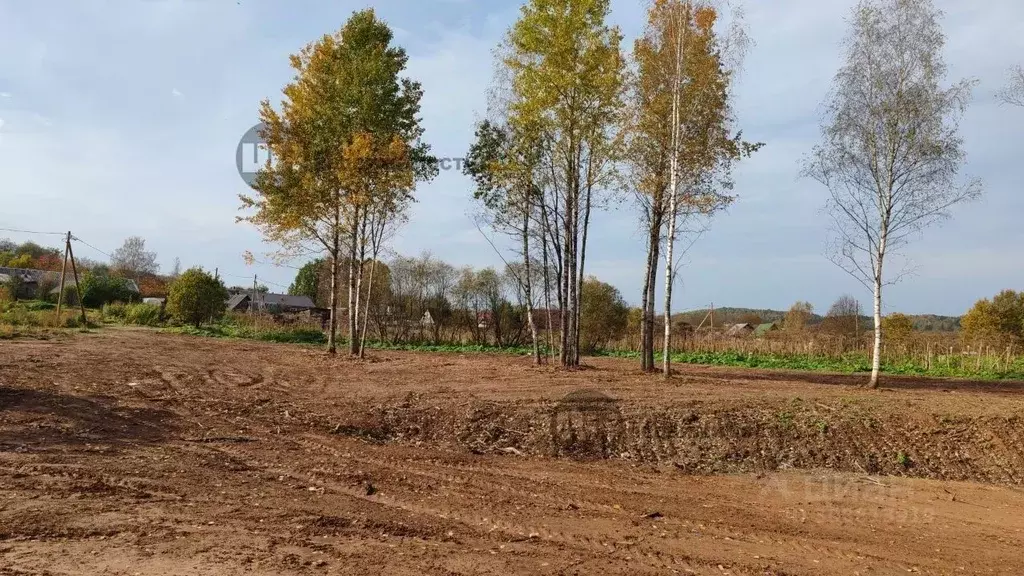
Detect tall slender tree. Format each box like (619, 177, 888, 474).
(464, 120, 544, 364)
(239, 9, 436, 354)
(628, 0, 759, 376)
(502, 0, 626, 367)
(803, 0, 982, 388)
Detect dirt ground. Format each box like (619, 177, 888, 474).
(2, 329, 1023, 575)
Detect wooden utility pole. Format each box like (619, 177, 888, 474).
(55, 233, 71, 324)
(54, 232, 87, 326)
(66, 234, 87, 325)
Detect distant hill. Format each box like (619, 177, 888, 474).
(671, 307, 819, 328)
(908, 314, 961, 332)
(672, 306, 961, 332)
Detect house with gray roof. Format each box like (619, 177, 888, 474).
(226, 292, 318, 314)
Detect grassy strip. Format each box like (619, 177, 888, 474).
(163, 324, 539, 355)
(164, 323, 1024, 381)
(598, 349, 1024, 381)
(166, 324, 327, 345)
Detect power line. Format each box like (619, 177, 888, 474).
(70, 236, 114, 259)
(222, 272, 289, 290)
(0, 226, 66, 236)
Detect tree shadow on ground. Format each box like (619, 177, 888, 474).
(0, 386, 178, 451)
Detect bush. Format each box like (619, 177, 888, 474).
(60, 270, 139, 308)
(579, 277, 629, 353)
(961, 290, 1024, 345)
(166, 268, 228, 328)
(2, 276, 23, 301)
(882, 313, 914, 342)
(36, 275, 59, 302)
(124, 303, 162, 326)
(103, 302, 128, 319)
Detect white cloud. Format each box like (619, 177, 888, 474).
(0, 92, 11, 98)
(171, 88, 183, 97)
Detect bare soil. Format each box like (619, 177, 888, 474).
(1, 329, 1023, 575)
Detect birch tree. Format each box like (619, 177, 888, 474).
(628, 0, 759, 376)
(239, 9, 435, 354)
(502, 0, 626, 367)
(803, 0, 982, 388)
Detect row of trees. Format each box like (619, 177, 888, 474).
(240, 0, 1012, 387)
(0, 236, 169, 279)
(962, 290, 1024, 346)
(237, 3, 761, 367)
(287, 252, 630, 353)
(0, 236, 179, 305)
(463, 0, 759, 372)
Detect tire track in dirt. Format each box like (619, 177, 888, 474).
(194, 429, 739, 575)
(241, 433, 889, 575)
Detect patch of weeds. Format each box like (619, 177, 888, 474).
(815, 420, 830, 434)
(777, 411, 795, 428)
(896, 451, 913, 469)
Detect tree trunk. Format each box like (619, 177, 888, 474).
(560, 191, 572, 367)
(347, 207, 360, 356)
(540, 217, 554, 363)
(869, 242, 886, 389)
(326, 205, 340, 354)
(575, 180, 593, 366)
(351, 209, 368, 355)
(327, 253, 339, 355)
(522, 203, 541, 365)
(663, 202, 677, 379)
(663, 21, 684, 380)
(646, 235, 660, 371)
(359, 256, 377, 359)
(640, 207, 662, 372)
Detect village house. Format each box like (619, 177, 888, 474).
(725, 323, 755, 337)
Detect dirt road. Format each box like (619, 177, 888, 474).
(2, 330, 1023, 575)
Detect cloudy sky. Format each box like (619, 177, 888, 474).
(1, 0, 1021, 315)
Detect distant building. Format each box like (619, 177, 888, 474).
(226, 292, 318, 314)
(0, 267, 49, 299)
(725, 323, 755, 337)
(754, 322, 780, 337)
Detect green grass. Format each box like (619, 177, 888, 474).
(158, 319, 1024, 381)
(0, 300, 100, 330)
(598, 349, 1024, 381)
(166, 324, 328, 345)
